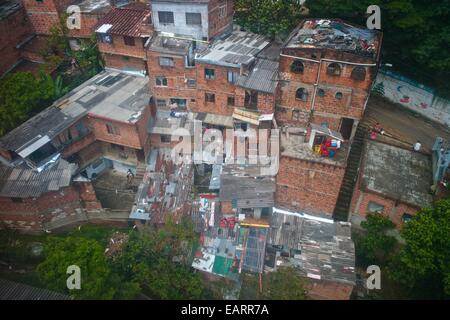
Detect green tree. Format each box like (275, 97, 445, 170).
(37, 237, 140, 300)
(388, 199, 450, 299)
(306, 0, 450, 97)
(261, 267, 308, 300)
(235, 0, 306, 39)
(111, 219, 204, 299)
(354, 213, 397, 266)
(236, 0, 450, 96)
(0, 72, 56, 136)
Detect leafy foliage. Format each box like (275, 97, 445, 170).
(354, 214, 397, 266)
(261, 267, 308, 300)
(37, 236, 140, 300)
(0, 72, 56, 136)
(236, 0, 450, 96)
(388, 199, 450, 299)
(235, 0, 305, 39)
(0, 16, 103, 137)
(111, 219, 205, 299)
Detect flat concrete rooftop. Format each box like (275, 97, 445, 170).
(361, 140, 433, 208)
(281, 132, 348, 166)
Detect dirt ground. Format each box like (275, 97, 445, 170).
(92, 170, 136, 210)
(363, 96, 450, 154)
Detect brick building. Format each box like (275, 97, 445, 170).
(274, 19, 382, 217)
(0, 69, 150, 231)
(21, 0, 72, 35)
(350, 140, 433, 228)
(95, 2, 152, 74)
(150, 0, 233, 42)
(0, 159, 102, 232)
(0, 0, 34, 75)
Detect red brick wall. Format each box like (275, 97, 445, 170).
(102, 53, 146, 72)
(350, 179, 421, 228)
(98, 35, 146, 59)
(22, 0, 73, 35)
(306, 280, 354, 300)
(194, 63, 239, 116)
(0, 182, 102, 232)
(146, 50, 197, 110)
(0, 6, 33, 75)
(276, 156, 345, 216)
(208, 0, 234, 39)
(277, 48, 376, 127)
(68, 12, 106, 38)
(87, 115, 145, 149)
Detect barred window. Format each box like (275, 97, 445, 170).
(159, 57, 174, 67)
(205, 93, 215, 103)
(186, 12, 201, 25)
(158, 11, 174, 24)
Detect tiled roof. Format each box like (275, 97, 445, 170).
(95, 3, 151, 37)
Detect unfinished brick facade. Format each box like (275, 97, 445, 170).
(0, 182, 101, 232)
(276, 156, 346, 216)
(0, 3, 33, 75)
(277, 19, 381, 141)
(95, 3, 152, 72)
(207, 0, 234, 39)
(21, 0, 72, 35)
(350, 184, 420, 228)
(146, 49, 197, 110)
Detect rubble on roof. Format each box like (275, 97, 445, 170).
(148, 110, 196, 136)
(285, 19, 381, 59)
(130, 148, 193, 224)
(267, 207, 355, 285)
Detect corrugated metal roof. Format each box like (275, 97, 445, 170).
(0, 279, 72, 300)
(0, 159, 76, 198)
(267, 208, 355, 285)
(236, 59, 279, 94)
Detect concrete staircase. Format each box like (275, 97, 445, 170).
(131, 162, 146, 188)
(333, 124, 368, 221)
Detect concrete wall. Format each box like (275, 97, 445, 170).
(375, 70, 450, 128)
(151, 2, 209, 40)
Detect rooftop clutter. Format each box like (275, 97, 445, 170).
(286, 19, 380, 58)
